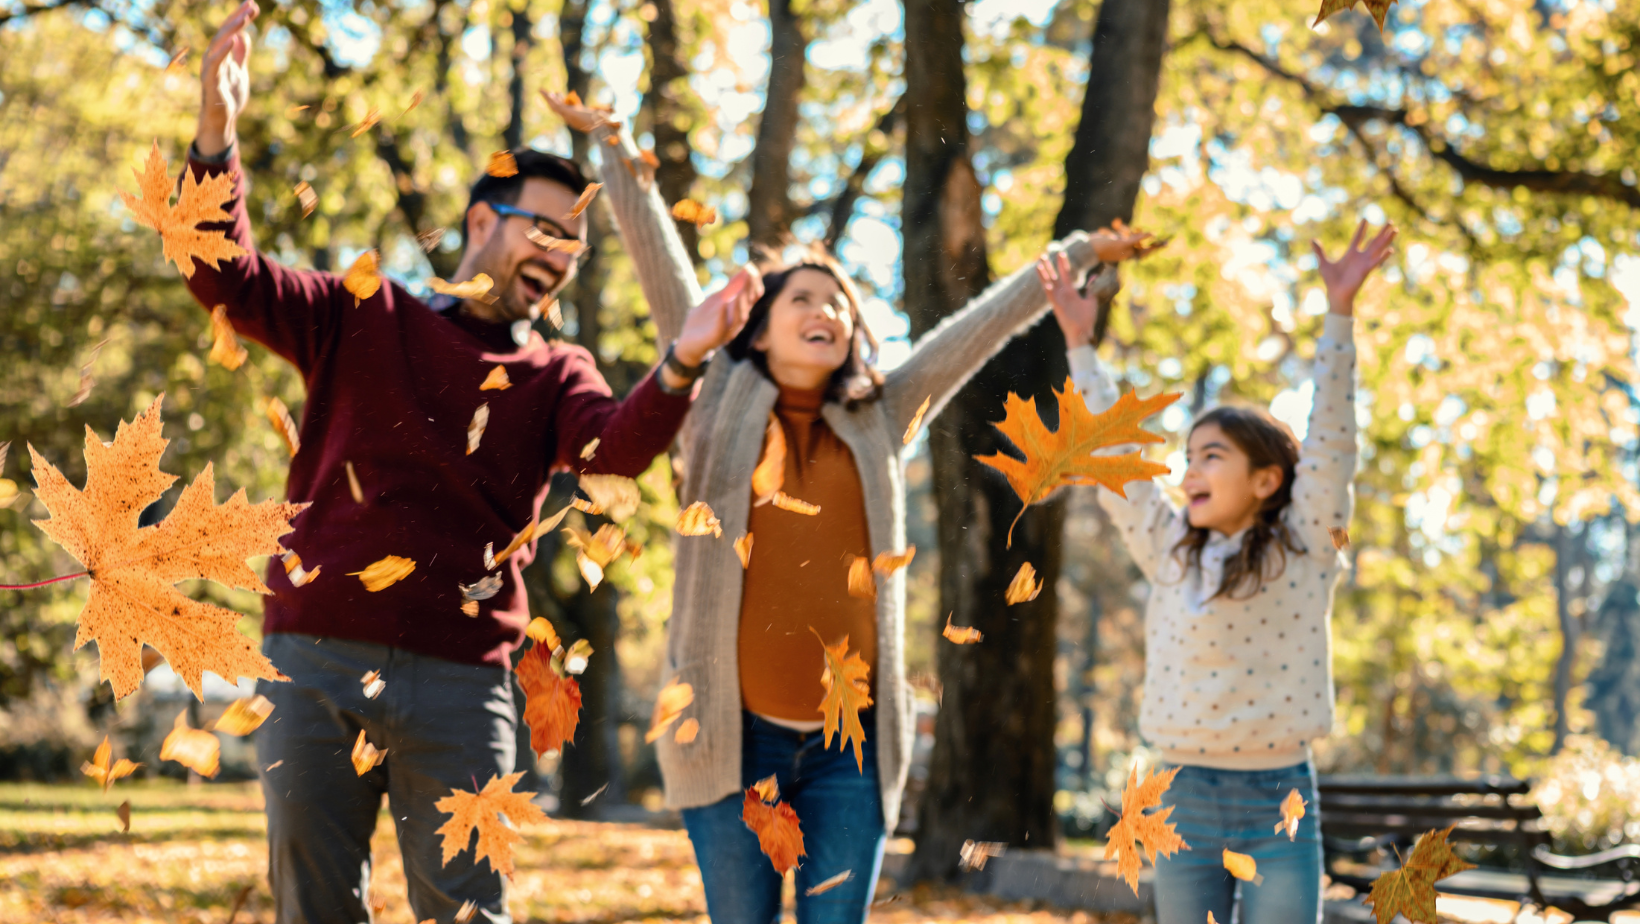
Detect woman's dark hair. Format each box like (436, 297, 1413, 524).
(1172, 405, 1307, 600)
(725, 250, 884, 406)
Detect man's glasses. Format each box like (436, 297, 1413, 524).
(486, 201, 595, 262)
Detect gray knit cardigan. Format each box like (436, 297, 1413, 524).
(592, 123, 1098, 828)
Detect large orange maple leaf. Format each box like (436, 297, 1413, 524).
(812, 628, 873, 772)
(1102, 764, 1189, 894)
(516, 641, 582, 758)
(976, 379, 1179, 546)
(119, 142, 247, 279)
(29, 395, 304, 700)
(434, 772, 548, 878)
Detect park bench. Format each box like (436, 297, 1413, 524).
(1318, 775, 1640, 920)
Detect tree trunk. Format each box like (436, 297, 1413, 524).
(643, 0, 701, 262)
(1552, 523, 1586, 753)
(905, 0, 1171, 882)
(745, 0, 805, 248)
(503, 4, 533, 150)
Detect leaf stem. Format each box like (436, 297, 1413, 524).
(0, 570, 90, 590)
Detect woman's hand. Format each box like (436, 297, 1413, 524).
(1037, 251, 1112, 349)
(1313, 220, 1396, 317)
(672, 265, 763, 369)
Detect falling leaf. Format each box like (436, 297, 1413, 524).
(293, 181, 317, 218)
(346, 461, 364, 503)
(638, 148, 661, 169)
(400, 89, 424, 117)
(266, 397, 301, 455)
(416, 228, 446, 252)
(959, 840, 1007, 871)
(563, 524, 628, 590)
(434, 772, 547, 878)
(742, 777, 806, 874)
(461, 573, 504, 602)
(119, 141, 248, 278)
(567, 182, 603, 220)
(461, 600, 479, 616)
(734, 533, 754, 569)
(806, 870, 853, 895)
(213, 694, 274, 735)
(1223, 848, 1261, 883)
(752, 412, 787, 505)
(161, 711, 221, 777)
(942, 615, 983, 645)
(1208, 915, 1218, 924)
(486, 151, 519, 177)
(1088, 219, 1170, 263)
(467, 403, 489, 455)
(578, 438, 599, 460)
(285, 104, 309, 118)
(281, 549, 320, 587)
(580, 474, 641, 522)
(517, 641, 582, 758)
(455, 900, 478, 923)
(487, 516, 540, 570)
(846, 555, 876, 599)
(524, 227, 587, 254)
(812, 628, 873, 771)
(81, 736, 140, 791)
(1006, 562, 1043, 605)
(873, 547, 916, 574)
(350, 106, 381, 138)
(207, 305, 247, 370)
(1103, 764, 1188, 894)
(903, 395, 932, 445)
(526, 617, 561, 648)
(430, 274, 498, 303)
(977, 382, 1178, 547)
(563, 639, 593, 675)
(480, 365, 512, 391)
(65, 339, 106, 408)
(645, 677, 693, 743)
(670, 198, 719, 227)
(571, 496, 602, 517)
(1328, 526, 1351, 551)
(116, 800, 131, 832)
(580, 783, 608, 806)
(674, 718, 700, 744)
(29, 396, 302, 700)
(1275, 788, 1307, 839)
(348, 555, 416, 592)
(677, 501, 723, 538)
(1363, 826, 1476, 924)
(361, 669, 386, 699)
(540, 295, 564, 328)
(343, 250, 381, 305)
(772, 492, 821, 515)
(1314, 0, 1396, 32)
(165, 45, 190, 74)
(540, 89, 615, 132)
(265, 760, 284, 771)
(351, 729, 387, 775)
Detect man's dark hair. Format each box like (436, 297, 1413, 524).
(462, 148, 591, 244)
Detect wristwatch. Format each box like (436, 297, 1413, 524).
(658, 342, 708, 395)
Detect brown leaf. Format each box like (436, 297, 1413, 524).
(416, 228, 446, 253)
(1103, 765, 1188, 893)
(81, 736, 141, 791)
(771, 492, 820, 515)
(1088, 219, 1170, 264)
(524, 227, 587, 254)
(540, 89, 615, 133)
(29, 396, 302, 699)
(350, 107, 381, 138)
(742, 781, 806, 874)
(1314, 0, 1396, 32)
(960, 840, 1007, 871)
(266, 396, 301, 455)
(400, 89, 424, 118)
(563, 524, 628, 590)
(670, 198, 719, 227)
(677, 501, 724, 538)
(1005, 562, 1043, 605)
(567, 182, 604, 220)
(164, 45, 190, 75)
(480, 365, 512, 391)
(752, 413, 787, 505)
(846, 555, 876, 599)
(348, 555, 416, 592)
(161, 710, 221, 777)
(208, 305, 247, 370)
(734, 533, 754, 569)
(903, 395, 932, 445)
(293, 181, 317, 218)
(285, 104, 309, 118)
(517, 642, 581, 758)
(434, 772, 547, 879)
(580, 474, 642, 522)
(645, 677, 693, 743)
(213, 694, 274, 736)
(486, 151, 519, 177)
(1275, 788, 1307, 839)
(806, 870, 853, 895)
(1328, 526, 1351, 551)
(343, 250, 381, 305)
(345, 461, 365, 504)
(351, 729, 387, 775)
(119, 142, 248, 278)
(942, 614, 983, 644)
(467, 403, 489, 455)
(116, 800, 131, 832)
(813, 628, 873, 771)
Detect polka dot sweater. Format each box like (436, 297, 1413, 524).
(1066, 313, 1357, 770)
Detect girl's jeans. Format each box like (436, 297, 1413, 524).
(1152, 760, 1323, 924)
(682, 711, 887, 924)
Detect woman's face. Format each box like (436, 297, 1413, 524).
(752, 268, 854, 388)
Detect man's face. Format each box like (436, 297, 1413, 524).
(463, 177, 588, 323)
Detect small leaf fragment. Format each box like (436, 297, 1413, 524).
(161, 711, 221, 778)
(942, 614, 983, 645)
(343, 250, 381, 305)
(771, 492, 820, 515)
(266, 396, 301, 455)
(213, 694, 275, 735)
(480, 365, 512, 391)
(361, 669, 386, 699)
(461, 573, 505, 602)
(734, 533, 754, 569)
(846, 555, 876, 600)
(1276, 788, 1307, 839)
(806, 870, 853, 895)
(208, 305, 248, 370)
(430, 274, 498, 303)
(293, 181, 317, 218)
(281, 549, 320, 587)
(567, 182, 603, 220)
(670, 198, 719, 227)
(346, 461, 365, 503)
(579, 438, 599, 460)
(351, 729, 387, 775)
(752, 413, 787, 505)
(1006, 562, 1043, 604)
(526, 617, 561, 649)
(467, 403, 490, 455)
(872, 547, 916, 574)
(646, 678, 693, 743)
(677, 501, 724, 537)
(1328, 526, 1351, 551)
(416, 228, 446, 252)
(580, 474, 641, 522)
(674, 717, 700, 744)
(903, 395, 931, 445)
(117, 800, 131, 832)
(348, 555, 416, 592)
(960, 840, 1007, 871)
(67, 339, 105, 407)
(486, 151, 519, 177)
(350, 106, 381, 138)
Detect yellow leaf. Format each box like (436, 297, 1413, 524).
(670, 198, 719, 227)
(343, 250, 381, 305)
(348, 555, 416, 592)
(212, 694, 274, 736)
(674, 717, 700, 744)
(486, 151, 519, 177)
(467, 403, 489, 455)
(578, 438, 599, 460)
(812, 628, 873, 771)
(481, 365, 514, 393)
(734, 533, 754, 568)
(430, 274, 497, 303)
(580, 474, 641, 522)
(487, 516, 539, 570)
(567, 182, 604, 220)
(434, 772, 546, 879)
(771, 492, 820, 515)
(903, 395, 931, 445)
(29, 396, 301, 700)
(207, 305, 247, 370)
(526, 616, 561, 649)
(1006, 562, 1043, 604)
(873, 546, 916, 573)
(975, 381, 1178, 546)
(80, 736, 140, 791)
(517, 643, 581, 758)
(646, 678, 693, 743)
(1102, 764, 1188, 894)
(161, 711, 221, 778)
(846, 555, 876, 599)
(677, 501, 724, 537)
(1223, 848, 1260, 883)
(942, 614, 983, 644)
(266, 396, 300, 456)
(563, 524, 627, 590)
(752, 413, 786, 505)
(1363, 826, 1477, 924)
(351, 729, 387, 775)
(1275, 788, 1307, 839)
(118, 141, 247, 278)
(1328, 526, 1351, 551)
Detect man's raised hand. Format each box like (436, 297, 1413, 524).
(1313, 219, 1396, 317)
(197, 0, 259, 157)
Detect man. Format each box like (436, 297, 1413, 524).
(183, 4, 759, 921)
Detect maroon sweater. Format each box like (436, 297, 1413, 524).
(182, 150, 691, 667)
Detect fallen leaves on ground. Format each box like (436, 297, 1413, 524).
(29, 396, 302, 700)
(351, 730, 387, 776)
(1103, 764, 1188, 894)
(942, 615, 983, 644)
(813, 629, 873, 771)
(343, 250, 381, 305)
(80, 737, 139, 791)
(119, 142, 247, 278)
(646, 678, 693, 743)
(567, 183, 603, 220)
(517, 641, 582, 759)
(742, 775, 805, 874)
(486, 151, 519, 177)
(676, 501, 723, 538)
(734, 533, 754, 568)
(670, 199, 719, 227)
(435, 772, 546, 878)
(480, 365, 512, 391)
(580, 474, 641, 522)
(211, 695, 273, 736)
(1314, 0, 1396, 33)
(1364, 825, 1476, 924)
(467, 403, 490, 455)
(976, 382, 1178, 546)
(1276, 788, 1306, 839)
(904, 395, 932, 445)
(160, 712, 220, 778)
(1006, 562, 1043, 604)
(1222, 848, 1260, 883)
(349, 555, 416, 592)
(207, 305, 247, 370)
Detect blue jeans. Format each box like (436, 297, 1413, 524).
(1152, 761, 1322, 924)
(682, 711, 887, 924)
(256, 634, 518, 924)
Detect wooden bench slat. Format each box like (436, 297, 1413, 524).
(1323, 821, 1550, 844)
(1318, 776, 1531, 797)
(1319, 801, 1544, 821)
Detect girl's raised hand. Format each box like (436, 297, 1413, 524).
(1313, 220, 1396, 317)
(1038, 252, 1100, 348)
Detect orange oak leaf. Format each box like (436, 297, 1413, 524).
(29, 396, 302, 700)
(117, 800, 131, 832)
(1103, 764, 1189, 894)
(670, 198, 719, 227)
(812, 628, 873, 771)
(646, 677, 694, 743)
(161, 710, 221, 778)
(435, 772, 548, 878)
(516, 641, 582, 758)
(213, 694, 274, 736)
(942, 614, 983, 644)
(1275, 788, 1307, 839)
(119, 141, 247, 278)
(1363, 826, 1475, 924)
(976, 380, 1179, 546)
(742, 775, 806, 874)
(81, 736, 141, 791)
(207, 305, 247, 370)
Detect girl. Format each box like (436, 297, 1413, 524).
(547, 94, 1101, 922)
(1038, 221, 1395, 924)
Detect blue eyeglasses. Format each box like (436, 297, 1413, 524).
(487, 201, 595, 262)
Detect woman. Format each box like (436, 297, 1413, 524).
(548, 93, 1099, 923)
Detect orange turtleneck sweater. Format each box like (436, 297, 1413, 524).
(737, 383, 877, 724)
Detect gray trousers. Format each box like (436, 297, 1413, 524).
(255, 633, 518, 924)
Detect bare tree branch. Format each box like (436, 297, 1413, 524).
(822, 95, 904, 251)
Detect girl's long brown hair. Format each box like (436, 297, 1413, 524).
(1172, 405, 1307, 600)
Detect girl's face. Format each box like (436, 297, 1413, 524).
(1182, 423, 1284, 536)
(752, 268, 854, 390)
